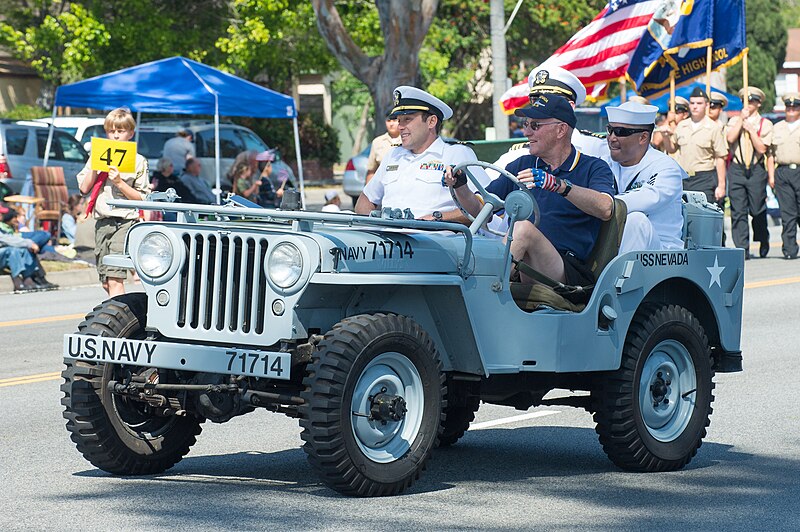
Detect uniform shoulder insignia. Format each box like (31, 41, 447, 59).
(511, 142, 530, 150)
(579, 129, 606, 139)
(444, 139, 474, 147)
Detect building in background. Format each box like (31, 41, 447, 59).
(0, 48, 41, 112)
(776, 28, 800, 111)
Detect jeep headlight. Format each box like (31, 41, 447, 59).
(137, 232, 173, 278)
(268, 243, 303, 288)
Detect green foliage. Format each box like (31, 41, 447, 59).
(0, 104, 50, 120)
(0, 3, 109, 85)
(726, 0, 789, 110)
(214, 0, 339, 91)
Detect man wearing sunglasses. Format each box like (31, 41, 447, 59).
(356, 86, 491, 220)
(606, 102, 687, 252)
(768, 92, 800, 259)
(489, 66, 610, 179)
(661, 87, 728, 205)
(445, 95, 615, 297)
(726, 86, 773, 259)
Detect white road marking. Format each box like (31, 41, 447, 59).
(470, 410, 560, 430)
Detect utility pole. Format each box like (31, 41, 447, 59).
(490, 0, 508, 140)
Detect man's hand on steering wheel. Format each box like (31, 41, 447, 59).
(517, 167, 562, 192)
(442, 165, 468, 189)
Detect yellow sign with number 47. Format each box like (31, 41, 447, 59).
(90, 137, 137, 173)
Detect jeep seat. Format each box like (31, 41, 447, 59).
(511, 197, 627, 312)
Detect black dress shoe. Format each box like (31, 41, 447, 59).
(760, 241, 769, 258)
(784, 253, 798, 260)
(744, 252, 751, 261)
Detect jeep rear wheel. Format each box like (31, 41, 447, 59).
(300, 313, 445, 496)
(61, 294, 203, 475)
(592, 304, 714, 472)
(439, 381, 480, 447)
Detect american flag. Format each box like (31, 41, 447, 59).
(500, 0, 660, 114)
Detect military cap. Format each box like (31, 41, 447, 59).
(709, 91, 729, 108)
(389, 86, 453, 120)
(527, 65, 587, 106)
(628, 95, 650, 105)
(690, 86, 708, 100)
(606, 101, 659, 126)
(671, 96, 690, 113)
(738, 86, 765, 103)
(515, 95, 577, 129)
(783, 92, 800, 107)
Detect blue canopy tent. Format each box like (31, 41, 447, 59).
(600, 82, 743, 115)
(44, 56, 304, 206)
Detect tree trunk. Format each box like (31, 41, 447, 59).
(312, 0, 439, 133)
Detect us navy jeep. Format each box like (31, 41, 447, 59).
(61, 162, 743, 496)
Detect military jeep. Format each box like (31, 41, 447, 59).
(61, 162, 743, 497)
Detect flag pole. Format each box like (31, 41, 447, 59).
(706, 45, 713, 116)
(742, 48, 749, 101)
(669, 70, 676, 113)
(620, 76, 627, 103)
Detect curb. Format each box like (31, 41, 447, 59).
(0, 267, 99, 294)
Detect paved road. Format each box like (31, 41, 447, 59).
(1, 254, 799, 530)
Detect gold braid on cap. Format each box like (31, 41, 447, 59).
(529, 86, 574, 99)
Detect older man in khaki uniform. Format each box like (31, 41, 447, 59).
(769, 92, 800, 259)
(663, 87, 728, 204)
(726, 86, 773, 259)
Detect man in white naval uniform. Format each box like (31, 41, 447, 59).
(356, 86, 491, 222)
(489, 66, 610, 180)
(605, 101, 687, 252)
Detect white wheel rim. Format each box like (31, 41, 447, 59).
(638, 339, 697, 442)
(350, 352, 424, 463)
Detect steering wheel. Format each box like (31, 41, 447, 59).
(450, 161, 540, 234)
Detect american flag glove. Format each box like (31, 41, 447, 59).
(531, 168, 561, 192)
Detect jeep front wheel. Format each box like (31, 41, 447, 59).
(592, 304, 714, 471)
(300, 313, 445, 496)
(61, 294, 203, 475)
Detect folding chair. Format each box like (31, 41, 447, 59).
(30, 166, 69, 240)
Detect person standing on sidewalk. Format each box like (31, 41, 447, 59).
(77, 107, 150, 296)
(769, 92, 800, 259)
(365, 114, 401, 184)
(726, 86, 773, 259)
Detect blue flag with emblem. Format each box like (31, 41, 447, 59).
(626, 0, 746, 98)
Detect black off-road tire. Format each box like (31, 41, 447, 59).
(61, 293, 203, 475)
(300, 313, 445, 497)
(438, 381, 480, 447)
(592, 304, 714, 472)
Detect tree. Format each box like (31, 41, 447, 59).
(727, 0, 789, 110)
(312, 0, 439, 136)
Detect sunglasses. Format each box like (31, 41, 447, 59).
(709, 102, 724, 109)
(606, 125, 650, 137)
(522, 120, 560, 131)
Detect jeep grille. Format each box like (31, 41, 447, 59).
(177, 233, 269, 334)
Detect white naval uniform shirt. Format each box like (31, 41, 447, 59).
(487, 129, 611, 180)
(362, 137, 492, 218)
(612, 146, 687, 250)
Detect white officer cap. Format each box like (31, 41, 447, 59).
(528, 65, 587, 106)
(389, 86, 453, 120)
(606, 101, 659, 125)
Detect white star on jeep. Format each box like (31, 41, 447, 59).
(707, 255, 724, 288)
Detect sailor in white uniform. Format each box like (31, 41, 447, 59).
(605, 101, 687, 252)
(357, 86, 491, 221)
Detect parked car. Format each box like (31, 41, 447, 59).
(342, 145, 370, 206)
(137, 120, 295, 191)
(33, 115, 107, 150)
(0, 120, 88, 195)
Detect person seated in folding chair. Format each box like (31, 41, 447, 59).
(605, 101, 687, 252)
(445, 95, 615, 302)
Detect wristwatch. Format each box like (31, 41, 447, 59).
(560, 179, 573, 197)
(432, 210, 443, 221)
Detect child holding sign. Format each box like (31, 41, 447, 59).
(76, 107, 150, 297)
